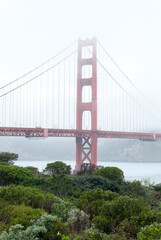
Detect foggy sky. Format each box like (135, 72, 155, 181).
(0, 0, 161, 112)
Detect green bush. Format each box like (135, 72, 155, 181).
(93, 167, 124, 184)
(0, 185, 57, 212)
(0, 164, 35, 186)
(137, 222, 161, 240)
(43, 175, 82, 198)
(52, 199, 75, 221)
(78, 189, 118, 217)
(114, 209, 161, 239)
(93, 196, 149, 234)
(70, 175, 120, 193)
(0, 204, 44, 229)
(62, 227, 124, 240)
(120, 181, 147, 198)
(0, 213, 68, 240)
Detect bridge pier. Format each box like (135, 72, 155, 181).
(75, 134, 97, 171)
(75, 38, 97, 171)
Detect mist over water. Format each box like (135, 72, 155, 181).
(15, 159, 161, 184)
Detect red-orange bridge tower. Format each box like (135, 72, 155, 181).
(76, 38, 97, 170)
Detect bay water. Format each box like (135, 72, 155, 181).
(14, 160, 161, 184)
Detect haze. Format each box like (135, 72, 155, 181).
(0, 0, 161, 111)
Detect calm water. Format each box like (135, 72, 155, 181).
(14, 160, 161, 184)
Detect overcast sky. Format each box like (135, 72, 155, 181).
(0, 0, 161, 110)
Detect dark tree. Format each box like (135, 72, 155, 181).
(43, 161, 71, 176)
(76, 163, 97, 176)
(93, 166, 124, 184)
(0, 152, 18, 165)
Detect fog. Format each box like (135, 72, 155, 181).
(1, 1, 161, 148)
(1, 0, 161, 106)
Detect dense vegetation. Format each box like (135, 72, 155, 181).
(0, 152, 161, 239)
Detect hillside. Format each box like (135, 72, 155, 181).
(0, 137, 161, 162)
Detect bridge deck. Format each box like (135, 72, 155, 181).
(0, 127, 160, 140)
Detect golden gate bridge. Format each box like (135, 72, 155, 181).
(0, 38, 161, 170)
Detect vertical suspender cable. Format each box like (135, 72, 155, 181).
(58, 63, 60, 128)
(74, 53, 76, 129)
(69, 56, 70, 129)
(63, 59, 65, 129)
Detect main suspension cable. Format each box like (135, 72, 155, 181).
(0, 50, 77, 98)
(0, 40, 77, 90)
(97, 39, 161, 114)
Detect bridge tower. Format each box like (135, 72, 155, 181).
(75, 38, 97, 171)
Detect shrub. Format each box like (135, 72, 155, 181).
(93, 166, 124, 184)
(0, 213, 67, 240)
(70, 175, 120, 193)
(0, 204, 44, 228)
(52, 199, 75, 221)
(0, 164, 34, 186)
(93, 196, 149, 234)
(120, 181, 147, 198)
(67, 208, 90, 234)
(78, 189, 118, 225)
(0, 185, 57, 212)
(137, 222, 161, 240)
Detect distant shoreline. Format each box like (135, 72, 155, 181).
(15, 159, 161, 163)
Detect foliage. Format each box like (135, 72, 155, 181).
(137, 222, 161, 240)
(0, 163, 35, 186)
(43, 161, 71, 176)
(78, 189, 118, 221)
(0, 213, 66, 240)
(76, 163, 97, 176)
(70, 175, 120, 193)
(25, 166, 39, 175)
(52, 199, 75, 221)
(120, 181, 147, 198)
(0, 152, 18, 165)
(0, 204, 44, 229)
(62, 229, 127, 240)
(1, 158, 161, 239)
(0, 185, 58, 213)
(62, 227, 111, 240)
(115, 208, 161, 238)
(93, 166, 124, 184)
(43, 175, 82, 198)
(93, 196, 149, 234)
(67, 208, 90, 234)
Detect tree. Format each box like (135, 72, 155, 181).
(0, 164, 35, 186)
(70, 175, 120, 193)
(76, 163, 97, 176)
(0, 152, 18, 165)
(43, 175, 82, 198)
(93, 166, 124, 184)
(43, 161, 71, 176)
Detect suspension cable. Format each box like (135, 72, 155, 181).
(97, 39, 161, 114)
(0, 40, 77, 90)
(97, 58, 161, 124)
(0, 50, 77, 98)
